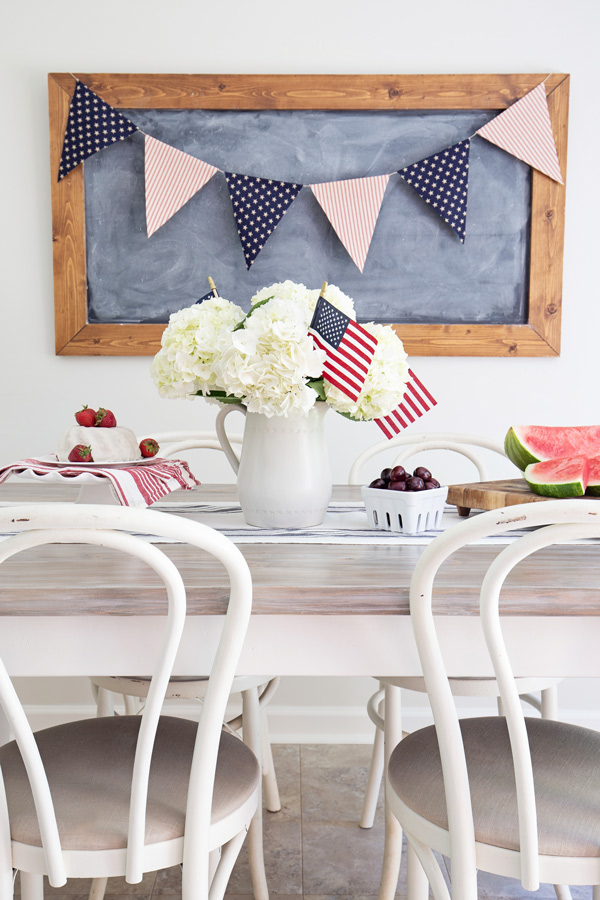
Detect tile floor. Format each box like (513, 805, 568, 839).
(31, 744, 593, 900)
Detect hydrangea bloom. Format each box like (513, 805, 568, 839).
(216, 297, 326, 417)
(152, 282, 414, 421)
(150, 297, 245, 399)
(324, 323, 410, 420)
(250, 280, 356, 326)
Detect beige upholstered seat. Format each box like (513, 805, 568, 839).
(0, 716, 259, 851)
(389, 716, 600, 858)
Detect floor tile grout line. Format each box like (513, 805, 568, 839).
(299, 744, 304, 899)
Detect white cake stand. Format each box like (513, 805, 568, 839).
(13, 468, 118, 504)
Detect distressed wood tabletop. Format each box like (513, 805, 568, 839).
(0, 483, 598, 618)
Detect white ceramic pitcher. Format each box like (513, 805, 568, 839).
(215, 402, 332, 528)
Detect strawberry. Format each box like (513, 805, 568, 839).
(140, 438, 160, 458)
(68, 444, 93, 463)
(95, 407, 117, 428)
(75, 404, 96, 427)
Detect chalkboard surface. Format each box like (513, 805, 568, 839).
(84, 108, 531, 325)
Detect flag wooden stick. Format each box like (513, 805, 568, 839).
(208, 276, 219, 297)
(319, 281, 328, 298)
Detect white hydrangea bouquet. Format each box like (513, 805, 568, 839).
(151, 280, 411, 424)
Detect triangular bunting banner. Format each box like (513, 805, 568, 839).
(309, 175, 391, 272)
(145, 136, 218, 237)
(374, 369, 437, 439)
(224, 173, 303, 269)
(58, 80, 138, 181)
(399, 140, 470, 243)
(476, 82, 563, 185)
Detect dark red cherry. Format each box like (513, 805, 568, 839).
(389, 479, 407, 491)
(405, 475, 426, 491)
(390, 465, 407, 482)
(380, 467, 392, 483)
(413, 466, 432, 481)
(369, 478, 387, 489)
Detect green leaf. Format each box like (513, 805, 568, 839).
(307, 378, 326, 401)
(335, 409, 369, 423)
(196, 390, 244, 405)
(233, 296, 274, 331)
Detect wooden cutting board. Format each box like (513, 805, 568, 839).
(446, 479, 599, 517)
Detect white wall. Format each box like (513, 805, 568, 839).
(1, 0, 599, 739)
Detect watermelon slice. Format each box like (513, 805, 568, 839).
(505, 425, 600, 471)
(587, 456, 600, 497)
(524, 456, 589, 498)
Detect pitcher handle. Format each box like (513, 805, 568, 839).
(215, 404, 246, 474)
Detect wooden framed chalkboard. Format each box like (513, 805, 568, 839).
(48, 73, 569, 357)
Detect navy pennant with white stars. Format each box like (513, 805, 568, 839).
(58, 80, 138, 181)
(224, 173, 303, 269)
(196, 290, 215, 304)
(398, 139, 470, 242)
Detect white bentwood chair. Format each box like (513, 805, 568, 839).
(387, 499, 600, 900)
(349, 433, 564, 900)
(89, 431, 280, 900)
(0, 503, 257, 900)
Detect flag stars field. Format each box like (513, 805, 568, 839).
(224, 173, 303, 268)
(399, 138, 470, 242)
(58, 80, 137, 180)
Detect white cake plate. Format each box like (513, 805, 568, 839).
(13, 469, 118, 504)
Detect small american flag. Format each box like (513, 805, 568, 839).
(309, 296, 378, 402)
(375, 369, 437, 439)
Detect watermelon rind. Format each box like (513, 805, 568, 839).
(586, 456, 600, 496)
(524, 457, 588, 498)
(504, 427, 541, 471)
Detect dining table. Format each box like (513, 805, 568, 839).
(0, 479, 599, 746)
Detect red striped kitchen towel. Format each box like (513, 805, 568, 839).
(0, 458, 200, 508)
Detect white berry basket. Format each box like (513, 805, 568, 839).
(361, 484, 448, 535)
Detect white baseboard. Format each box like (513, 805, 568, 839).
(22, 702, 600, 742)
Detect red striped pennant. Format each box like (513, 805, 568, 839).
(145, 135, 218, 237)
(309, 175, 391, 272)
(476, 82, 563, 185)
(374, 369, 437, 439)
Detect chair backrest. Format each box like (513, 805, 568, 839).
(408, 499, 600, 896)
(0, 504, 252, 890)
(138, 430, 243, 463)
(348, 431, 511, 485)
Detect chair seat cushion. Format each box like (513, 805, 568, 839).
(0, 715, 259, 851)
(388, 716, 600, 857)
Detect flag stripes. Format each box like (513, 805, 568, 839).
(476, 82, 563, 185)
(310, 331, 372, 399)
(145, 135, 218, 237)
(374, 369, 437, 439)
(309, 175, 390, 272)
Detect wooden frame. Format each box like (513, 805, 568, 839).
(48, 73, 569, 357)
